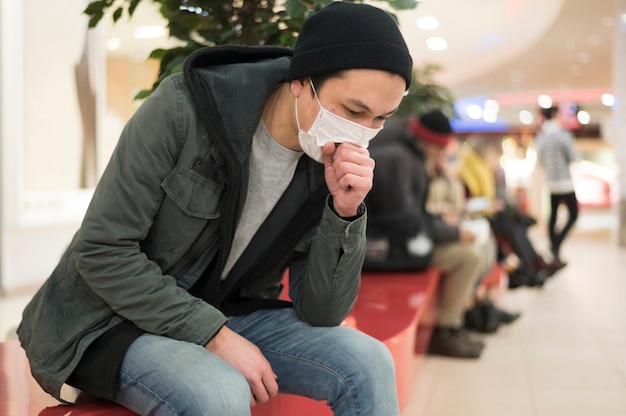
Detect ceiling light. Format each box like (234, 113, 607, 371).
(467, 104, 482, 119)
(484, 99, 500, 113)
(538, 94, 552, 108)
(577, 110, 590, 125)
(601, 93, 615, 106)
(621, 14, 626, 24)
(134, 25, 166, 39)
(426, 37, 447, 51)
(483, 111, 498, 123)
(519, 110, 533, 125)
(417, 16, 439, 30)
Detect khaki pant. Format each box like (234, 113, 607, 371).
(431, 241, 484, 328)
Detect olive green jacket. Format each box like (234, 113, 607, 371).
(17, 46, 367, 401)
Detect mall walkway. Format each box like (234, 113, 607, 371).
(401, 208, 626, 416)
(1, 209, 625, 416)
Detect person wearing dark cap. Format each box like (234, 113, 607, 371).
(364, 109, 486, 358)
(18, 2, 412, 415)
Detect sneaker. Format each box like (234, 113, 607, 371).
(428, 327, 484, 359)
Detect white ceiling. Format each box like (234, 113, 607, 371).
(396, 0, 618, 130)
(104, 0, 621, 130)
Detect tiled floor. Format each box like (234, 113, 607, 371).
(1, 208, 625, 416)
(401, 208, 626, 416)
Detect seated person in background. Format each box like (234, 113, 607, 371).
(456, 135, 556, 289)
(427, 140, 520, 333)
(365, 109, 485, 359)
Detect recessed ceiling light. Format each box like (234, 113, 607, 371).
(601, 93, 615, 106)
(426, 37, 447, 51)
(577, 110, 590, 125)
(484, 99, 500, 113)
(417, 16, 439, 30)
(467, 104, 482, 119)
(538, 94, 552, 108)
(483, 111, 498, 123)
(519, 110, 533, 125)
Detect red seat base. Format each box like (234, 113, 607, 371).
(0, 340, 137, 415)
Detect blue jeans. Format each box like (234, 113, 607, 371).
(114, 308, 400, 415)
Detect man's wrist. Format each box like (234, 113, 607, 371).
(328, 197, 365, 220)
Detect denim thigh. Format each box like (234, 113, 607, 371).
(115, 308, 399, 416)
(115, 334, 252, 416)
(229, 308, 400, 416)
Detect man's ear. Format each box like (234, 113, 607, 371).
(289, 79, 308, 97)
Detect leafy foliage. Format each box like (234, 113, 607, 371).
(85, 0, 455, 115)
(395, 63, 457, 120)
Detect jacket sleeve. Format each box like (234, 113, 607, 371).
(73, 75, 226, 347)
(289, 197, 366, 326)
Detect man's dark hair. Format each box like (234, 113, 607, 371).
(541, 106, 559, 120)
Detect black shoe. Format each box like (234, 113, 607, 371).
(495, 306, 521, 324)
(481, 299, 522, 327)
(508, 269, 547, 289)
(528, 270, 549, 287)
(464, 306, 486, 333)
(507, 271, 531, 289)
(464, 301, 500, 334)
(547, 259, 567, 275)
(428, 327, 484, 359)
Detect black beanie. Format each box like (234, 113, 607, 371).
(408, 109, 454, 147)
(285, 2, 413, 89)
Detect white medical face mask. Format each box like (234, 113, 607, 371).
(296, 80, 383, 163)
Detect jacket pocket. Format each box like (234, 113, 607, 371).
(161, 167, 223, 219)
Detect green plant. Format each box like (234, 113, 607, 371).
(85, 0, 455, 115)
(395, 63, 457, 119)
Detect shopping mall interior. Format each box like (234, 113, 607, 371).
(1, 1, 625, 415)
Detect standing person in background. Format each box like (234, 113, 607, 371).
(17, 3, 414, 415)
(535, 105, 579, 270)
(365, 109, 486, 359)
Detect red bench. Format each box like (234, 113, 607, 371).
(0, 339, 137, 416)
(1, 268, 440, 416)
